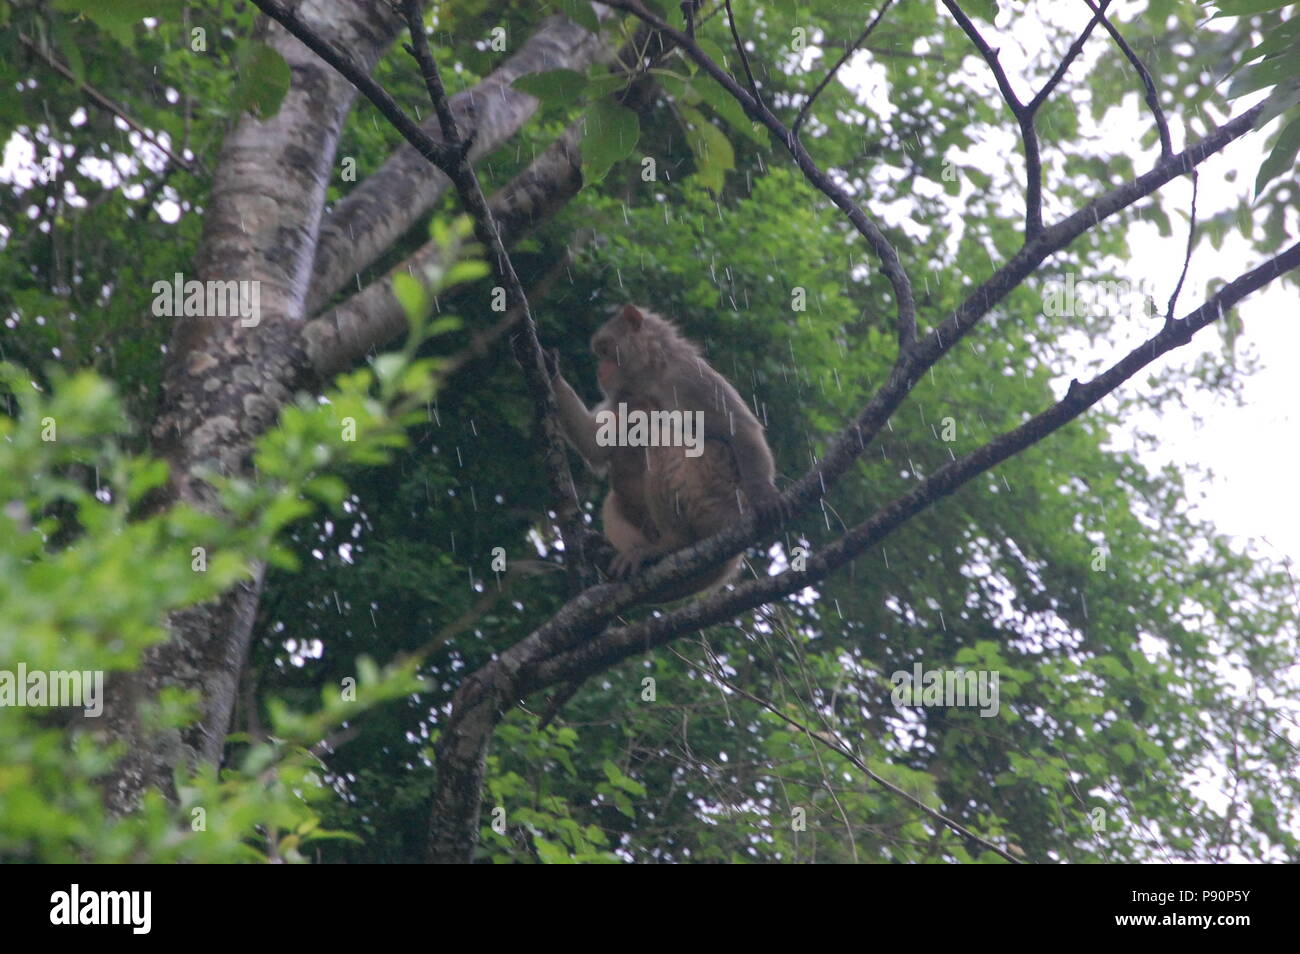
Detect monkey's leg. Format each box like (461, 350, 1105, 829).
(602, 491, 664, 579)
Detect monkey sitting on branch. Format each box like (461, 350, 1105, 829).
(548, 304, 781, 602)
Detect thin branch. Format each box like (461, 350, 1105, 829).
(678, 650, 1022, 863)
(723, 0, 763, 108)
(245, 2, 458, 167)
(941, 2, 1025, 113)
(304, 126, 585, 376)
(601, 0, 917, 352)
(436, 236, 587, 382)
(18, 32, 199, 174)
(248, 0, 591, 592)
(941, 2, 1046, 236)
(1026, 0, 1111, 115)
(524, 237, 1300, 693)
(1164, 169, 1199, 321)
(792, 0, 895, 137)
(1082, 0, 1173, 159)
(397, 0, 591, 591)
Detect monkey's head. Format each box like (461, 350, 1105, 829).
(590, 304, 698, 397)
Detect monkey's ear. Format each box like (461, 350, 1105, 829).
(618, 304, 646, 331)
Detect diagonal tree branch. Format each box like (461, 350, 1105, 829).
(722, 0, 764, 108)
(791, 0, 895, 138)
(523, 238, 1300, 694)
(303, 12, 685, 376)
(1082, 0, 1173, 160)
(247, 0, 591, 597)
(1026, 0, 1111, 114)
(307, 13, 608, 314)
(601, 0, 917, 353)
(679, 650, 1022, 862)
(18, 31, 201, 175)
(303, 126, 584, 376)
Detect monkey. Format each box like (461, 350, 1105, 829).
(548, 304, 781, 601)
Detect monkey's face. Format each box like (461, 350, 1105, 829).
(591, 305, 650, 395)
(592, 330, 623, 392)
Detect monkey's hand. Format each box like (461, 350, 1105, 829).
(609, 544, 659, 579)
(543, 347, 561, 381)
(746, 482, 789, 529)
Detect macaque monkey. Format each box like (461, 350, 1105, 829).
(548, 304, 781, 601)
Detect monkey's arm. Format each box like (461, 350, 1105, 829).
(548, 358, 611, 468)
(728, 414, 783, 523)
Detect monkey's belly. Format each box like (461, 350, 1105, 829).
(643, 439, 745, 540)
(608, 447, 657, 540)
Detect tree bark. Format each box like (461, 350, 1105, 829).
(102, 0, 405, 814)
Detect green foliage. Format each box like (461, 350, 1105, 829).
(1208, 1, 1300, 193)
(3, 0, 1298, 864)
(0, 219, 477, 859)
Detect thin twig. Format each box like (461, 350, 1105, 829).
(18, 32, 199, 174)
(723, 0, 763, 107)
(1082, 0, 1173, 159)
(792, 0, 895, 137)
(396, 0, 591, 591)
(1026, 0, 1111, 114)
(1164, 169, 1199, 322)
(243, 2, 458, 168)
(676, 648, 1023, 863)
(601, 0, 916, 352)
(436, 237, 587, 382)
(941, 2, 1025, 112)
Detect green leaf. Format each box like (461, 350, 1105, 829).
(513, 68, 588, 105)
(1253, 80, 1300, 129)
(693, 74, 766, 145)
(964, 0, 999, 21)
(679, 105, 734, 194)
(581, 100, 639, 183)
(54, 0, 184, 47)
(1212, 0, 1291, 16)
(232, 41, 291, 119)
(1255, 111, 1300, 195)
(392, 272, 427, 324)
(1228, 17, 1300, 71)
(1226, 46, 1300, 99)
(553, 0, 600, 33)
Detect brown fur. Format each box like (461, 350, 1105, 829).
(550, 305, 779, 601)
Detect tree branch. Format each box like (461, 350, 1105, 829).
(523, 238, 1300, 693)
(722, 0, 763, 107)
(1026, 0, 1110, 115)
(941, 1, 1046, 235)
(307, 14, 607, 314)
(1082, 0, 1173, 159)
(602, 0, 917, 353)
(680, 650, 1022, 862)
(396, 0, 590, 592)
(792, 0, 895, 138)
(18, 31, 200, 174)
